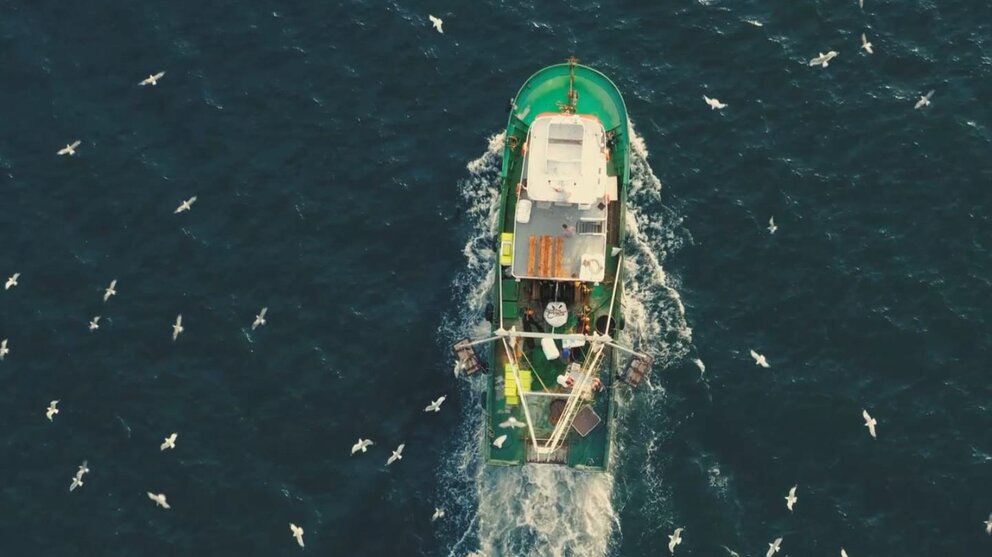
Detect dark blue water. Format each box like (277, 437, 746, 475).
(1, 1, 990, 556)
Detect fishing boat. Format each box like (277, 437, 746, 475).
(454, 59, 653, 470)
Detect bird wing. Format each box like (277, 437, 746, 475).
(750, 349, 759, 360)
(176, 314, 182, 326)
(260, 307, 268, 318)
(925, 89, 934, 99)
(71, 140, 81, 149)
(397, 443, 405, 454)
(862, 409, 871, 422)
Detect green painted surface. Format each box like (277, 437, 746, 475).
(486, 61, 630, 472)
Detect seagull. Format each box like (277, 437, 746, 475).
(174, 196, 197, 214)
(499, 416, 526, 429)
(745, 19, 763, 27)
(721, 546, 741, 557)
(5, 273, 18, 290)
(428, 14, 443, 34)
(750, 349, 770, 368)
(351, 438, 373, 454)
(432, 507, 445, 522)
(841, 549, 849, 557)
(424, 395, 447, 412)
(492, 434, 508, 448)
(768, 217, 777, 234)
(290, 523, 305, 548)
(985, 513, 992, 534)
(809, 51, 839, 67)
(46, 400, 60, 422)
(692, 358, 706, 376)
(172, 314, 183, 341)
(861, 33, 873, 54)
(147, 492, 170, 509)
(914, 90, 935, 110)
(88, 316, 101, 331)
(387, 443, 405, 465)
(69, 475, 84, 492)
(862, 409, 878, 439)
(139, 71, 166, 86)
(252, 307, 268, 330)
(703, 95, 728, 110)
(668, 527, 684, 554)
(57, 140, 81, 156)
(104, 279, 117, 302)
(785, 485, 798, 511)
(767, 537, 783, 557)
(1, 339, 9, 360)
(161, 433, 178, 451)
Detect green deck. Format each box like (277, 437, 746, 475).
(484, 62, 631, 471)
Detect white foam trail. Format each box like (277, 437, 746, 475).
(438, 125, 693, 556)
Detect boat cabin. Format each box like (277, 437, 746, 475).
(510, 114, 617, 283)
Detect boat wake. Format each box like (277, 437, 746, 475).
(437, 126, 692, 556)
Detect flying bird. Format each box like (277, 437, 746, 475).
(915, 90, 934, 110)
(692, 358, 706, 376)
(767, 537, 783, 557)
(147, 492, 170, 509)
(492, 434, 508, 449)
(785, 485, 798, 511)
(57, 140, 81, 156)
(862, 409, 878, 439)
(46, 400, 60, 422)
(432, 507, 445, 522)
(703, 95, 728, 110)
(174, 196, 197, 214)
(88, 316, 101, 331)
(809, 51, 839, 67)
(424, 395, 447, 412)
(5, 273, 19, 290)
(387, 443, 405, 465)
(745, 19, 763, 27)
(172, 314, 183, 341)
(290, 523, 305, 548)
(721, 546, 741, 557)
(841, 549, 849, 557)
(104, 279, 117, 302)
(750, 349, 770, 368)
(668, 527, 684, 554)
(139, 71, 166, 86)
(861, 33, 873, 54)
(351, 438, 373, 454)
(161, 433, 178, 451)
(0, 338, 8, 360)
(252, 307, 268, 330)
(428, 14, 443, 33)
(499, 416, 526, 429)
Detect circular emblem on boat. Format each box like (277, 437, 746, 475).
(544, 301, 568, 327)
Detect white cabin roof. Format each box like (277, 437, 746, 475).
(525, 115, 608, 206)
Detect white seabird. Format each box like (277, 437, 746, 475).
(841, 549, 849, 557)
(147, 491, 170, 509)
(174, 196, 197, 214)
(69, 475, 84, 492)
(57, 140, 81, 156)
(88, 316, 101, 331)
(750, 349, 770, 368)
(351, 438, 373, 454)
(139, 71, 166, 86)
(424, 395, 447, 412)
(428, 14, 443, 34)
(387, 443, 405, 465)
(668, 527, 684, 554)
(703, 95, 728, 110)
(172, 314, 184, 341)
(862, 409, 878, 439)
(46, 400, 60, 422)
(745, 19, 763, 27)
(985, 513, 992, 534)
(809, 51, 839, 67)
(785, 485, 798, 511)
(721, 546, 741, 557)
(290, 523, 305, 548)
(861, 33, 873, 54)
(492, 434, 508, 449)
(767, 537, 783, 557)
(432, 507, 445, 522)
(768, 217, 777, 234)
(104, 279, 117, 302)
(499, 416, 526, 429)
(252, 307, 268, 330)
(914, 90, 934, 110)
(161, 433, 178, 451)
(5, 273, 19, 290)
(0, 338, 8, 360)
